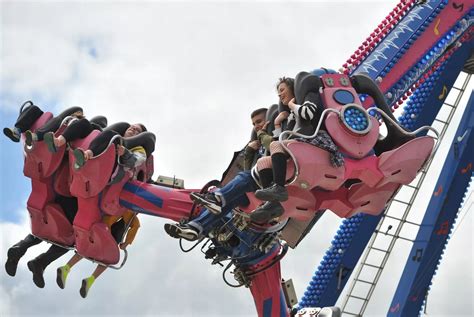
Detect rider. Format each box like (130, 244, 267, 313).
(55, 124, 149, 298)
(56, 210, 140, 298)
(41, 116, 108, 153)
(251, 70, 344, 223)
(163, 76, 297, 240)
(72, 123, 148, 169)
(3, 101, 85, 144)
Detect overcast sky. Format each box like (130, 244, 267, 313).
(0, 1, 472, 316)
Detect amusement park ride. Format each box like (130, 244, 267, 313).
(5, 0, 473, 316)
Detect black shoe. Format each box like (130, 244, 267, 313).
(27, 260, 45, 288)
(43, 132, 57, 153)
(255, 183, 288, 202)
(250, 201, 285, 224)
(5, 246, 25, 276)
(164, 223, 199, 241)
(190, 192, 222, 214)
(3, 127, 20, 143)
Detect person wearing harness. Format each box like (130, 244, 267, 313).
(164, 106, 276, 241)
(41, 116, 109, 153)
(2, 101, 86, 144)
(251, 70, 344, 223)
(54, 123, 149, 298)
(72, 123, 149, 170)
(163, 76, 296, 241)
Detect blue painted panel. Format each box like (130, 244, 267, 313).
(354, 0, 444, 78)
(389, 91, 473, 316)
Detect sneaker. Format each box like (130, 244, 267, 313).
(27, 259, 45, 288)
(73, 148, 86, 169)
(190, 192, 222, 214)
(164, 223, 199, 241)
(5, 246, 25, 276)
(255, 183, 288, 202)
(3, 127, 20, 143)
(56, 265, 71, 289)
(43, 132, 57, 153)
(250, 201, 285, 224)
(80, 276, 95, 298)
(24, 130, 37, 147)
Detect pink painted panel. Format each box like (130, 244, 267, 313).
(377, 136, 434, 187)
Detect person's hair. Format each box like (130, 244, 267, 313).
(250, 108, 267, 119)
(137, 123, 147, 132)
(276, 77, 295, 96)
(72, 110, 85, 120)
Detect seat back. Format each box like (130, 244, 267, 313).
(74, 224, 120, 265)
(28, 203, 75, 246)
(69, 142, 116, 198)
(54, 158, 72, 197)
(344, 155, 384, 188)
(101, 170, 133, 217)
(376, 136, 435, 187)
(286, 141, 345, 191)
(345, 182, 400, 218)
(23, 113, 66, 180)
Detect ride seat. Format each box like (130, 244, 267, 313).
(101, 170, 133, 217)
(344, 155, 384, 188)
(28, 203, 75, 246)
(345, 182, 400, 218)
(54, 158, 72, 197)
(285, 141, 345, 191)
(101, 154, 154, 217)
(376, 136, 434, 188)
(312, 187, 353, 218)
(69, 132, 116, 198)
(74, 223, 120, 265)
(23, 112, 66, 180)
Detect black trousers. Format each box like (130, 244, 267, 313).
(35, 106, 83, 140)
(14, 104, 84, 139)
(61, 118, 96, 142)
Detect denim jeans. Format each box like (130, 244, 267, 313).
(189, 170, 258, 235)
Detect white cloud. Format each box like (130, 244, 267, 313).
(0, 1, 472, 316)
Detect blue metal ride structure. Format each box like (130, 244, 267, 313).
(298, 0, 473, 315)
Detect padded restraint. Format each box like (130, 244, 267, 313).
(104, 121, 130, 136)
(293, 71, 324, 136)
(123, 131, 156, 157)
(89, 115, 108, 130)
(350, 74, 414, 154)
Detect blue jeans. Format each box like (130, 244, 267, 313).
(189, 171, 257, 235)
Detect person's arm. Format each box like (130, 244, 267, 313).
(243, 142, 259, 170)
(102, 215, 119, 229)
(288, 97, 319, 121)
(119, 145, 147, 168)
(257, 129, 273, 151)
